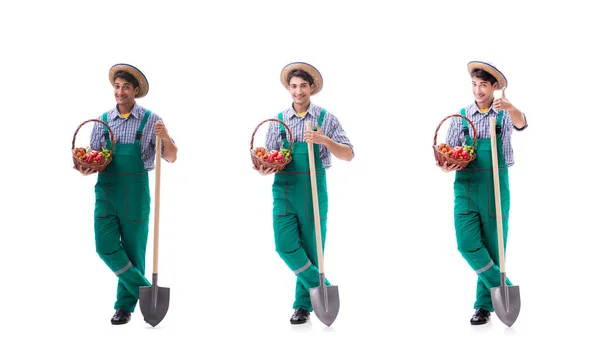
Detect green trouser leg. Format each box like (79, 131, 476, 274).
(115, 219, 150, 311)
(273, 172, 330, 312)
(293, 210, 328, 311)
(95, 215, 151, 313)
(274, 213, 330, 312)
(454, 176, 511, 312)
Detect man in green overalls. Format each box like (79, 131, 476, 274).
(255, 62, 354, 324)
(438, 61, 527, 325)
(75, 63, 178, 325)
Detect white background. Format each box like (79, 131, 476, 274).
(1, 0, 599, 360)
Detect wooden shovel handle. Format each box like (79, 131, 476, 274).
(490, 118, 505, 273)
(306, 120, 325, 273)
(153, 134, 161, 274)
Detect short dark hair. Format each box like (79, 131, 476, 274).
(113, 71, 140, 88)
(286, 69, 314, 86)
(470, 68, 498, 85)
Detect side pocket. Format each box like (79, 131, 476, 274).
(126, 182, 151, 222)
(273, 180, 289, 216)
(454, 179, 470, 215)
(94, 183, 109, 218)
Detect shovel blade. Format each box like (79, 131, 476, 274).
(139, 284, 170, 327)
(309, 284, 340, 327)
(491, 284, 520, 327)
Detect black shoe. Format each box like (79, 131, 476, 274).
(290, 309, 310, 324)
(111, 309, 131, 325)
(470, 308, 491, 325)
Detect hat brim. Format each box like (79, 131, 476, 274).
(467, 61, 507, 89)
(109, 64, 149, 98)
(280, 62, 323, 95)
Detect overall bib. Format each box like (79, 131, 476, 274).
(454, 108, 512, 312)
(94, 111, 152, 313)
(273, 109, 330, 312)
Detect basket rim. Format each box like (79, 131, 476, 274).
(433, 114, 478, 150)
(250, 118, 294, 153)
(72, 119, 116, 153)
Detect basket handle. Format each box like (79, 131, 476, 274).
(72, 119, 115, 153)
(433, 114, 478, 150)
(250, 118, 294, 153)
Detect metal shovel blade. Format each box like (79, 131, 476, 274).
(139, 274, 170, 327)
(491, 273, 520, 327)
(309, 275, 340, 327)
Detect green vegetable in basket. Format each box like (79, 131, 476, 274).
(100, 148, 111, 160)
(279, 148, 290, 160)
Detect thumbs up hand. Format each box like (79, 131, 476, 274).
(493, 87, 514, 111)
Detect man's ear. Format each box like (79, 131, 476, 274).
(134, 87, 140, 96)
(310, 83, 316, 93)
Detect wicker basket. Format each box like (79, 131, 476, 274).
(433, 114, 478, 168)
(71, 119, 115, 173)
(249, 119, 293, 172)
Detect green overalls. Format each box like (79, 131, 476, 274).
(454, 108, 512, 312)
(273, 109, 331, 312)
(94, 111, 152, 313)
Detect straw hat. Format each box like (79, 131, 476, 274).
(280, 62, 323, 95)
(109, 63, 149, 98)
(467, 61, 507, 89)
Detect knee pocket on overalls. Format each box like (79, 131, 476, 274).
(94, 184, 109, 218)
(272, 180, 290, 216)
(94, 231, 119, 256)
(453, 180, 470, 215)
(273, 218, 301, 254)
(456, 229, 477, 254)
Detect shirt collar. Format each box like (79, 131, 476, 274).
(284, 102, 318, 119)
(467, 102, 499, 117)
(108, 102, 142, 120)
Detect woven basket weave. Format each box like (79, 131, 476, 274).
(249, 118, 293, 172)
(71, 119, 115, 173)
(433, 114, 478, 168)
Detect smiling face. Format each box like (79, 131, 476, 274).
(471, 76, 498, 107)
(288, 75, 314, 109)
(113, 77, 139, 110)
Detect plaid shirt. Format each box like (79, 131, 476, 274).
(90, 103, 172, 171)
(445, 102, 526, 167)
(265, 103, 354, 169)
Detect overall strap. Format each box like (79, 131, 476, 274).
(102, 112, 111, 149)
(317, 108, 326, 129)
(277, 112, 290, 149)
(460, 108, 471, 141)
(135, 110, 152, 145)
(496, 110, 504, 136)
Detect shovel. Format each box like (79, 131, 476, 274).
(139, 135, 170, 327)
(489, 117, 521, 327)
(305, 120, 340, 327)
